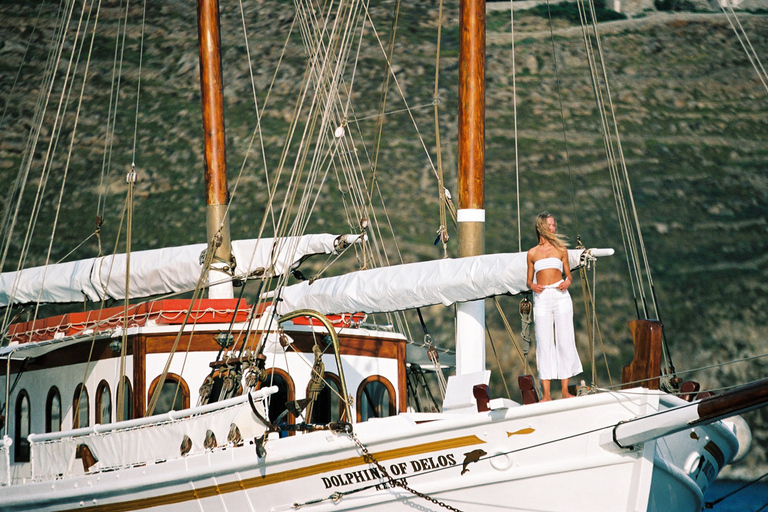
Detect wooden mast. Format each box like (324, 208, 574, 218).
(455, 0, 486, 376)
(197, 0, 233, 299)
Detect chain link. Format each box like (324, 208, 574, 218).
(345, 431, 463, 512)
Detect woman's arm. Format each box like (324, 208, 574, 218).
(527, 250, 544, 293)
(558, 250, 572, 291)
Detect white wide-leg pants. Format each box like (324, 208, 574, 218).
(534, 283, 582, 380)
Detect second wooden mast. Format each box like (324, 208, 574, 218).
(198, 0, 233, 299)
(456, 0, 486, 376)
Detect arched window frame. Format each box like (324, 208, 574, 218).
(95, 380, 112, 425)
(147, 373, 190, 414)
(356, 375, 396, 423)
(14, 389, 31, 462)
(257, 368, 295, 427)
(307, 372, 343, 424)
(45, 386, 62, 433)
(72, 384, 90, 429)
(117, 376, 133, 422)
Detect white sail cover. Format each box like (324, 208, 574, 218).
(275, 249, 586, 316)
(0, 234, 358, 306)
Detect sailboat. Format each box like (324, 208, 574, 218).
(0, 0, 766, 510)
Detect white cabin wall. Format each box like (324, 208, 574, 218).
(2, 358, 133, 434)
(1, 356, 133, 477)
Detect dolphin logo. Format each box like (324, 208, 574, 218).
(461, 449, 487, 475)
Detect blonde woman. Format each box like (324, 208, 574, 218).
(525, 213, 582, 401)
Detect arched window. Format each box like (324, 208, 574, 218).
(357, 376, 396, 422)
(46, 387, 62, 433)
(308, 373, 343, 424)
(258, 369, 295, 427)
(117, 377, 133, 422)
(96, 380, 112, 425)
(147, 373, 190, 415)
(73, 384, 89, 429)
(14, 390, 30, 462)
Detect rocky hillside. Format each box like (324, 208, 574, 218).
(1, 0, 767, 477)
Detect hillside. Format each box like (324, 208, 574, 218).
(1, 0, 767, 478)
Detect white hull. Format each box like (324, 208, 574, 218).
(0, 389, 740, 512)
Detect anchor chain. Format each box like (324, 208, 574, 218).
(345, 431, 463, 512)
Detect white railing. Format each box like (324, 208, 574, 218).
(0, 436, 11, 485)
(26, 387, 276, 481)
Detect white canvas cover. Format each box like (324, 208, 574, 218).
(275, 250, 585, 315)
(29, 390, 272, 480)
(0, 234, 357, 306)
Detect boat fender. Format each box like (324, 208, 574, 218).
(180, 435, 192, 456)
(204, 430, 218, 450)
(228, 423, 243, 446)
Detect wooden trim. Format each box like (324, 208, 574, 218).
(289, 331, 403, 359)
(256, 368, 295, 426)
(95, 380, 112, 425)
(1, 338, 129, 376)
(14, 389, 30, 462)
(356, 375, 397, 423)
(0, 329, 406, 375)
(306, 372, 343, 424)
(45, 386, 61, 433)
(621, 319, 663, 390)
(696, 377, 768, 424)
(144, 333, 233, 354)
(120, 377, 134, 422)
(134, 336, 146, 419)
(72, 384, 89, 430)
(147, 373, 190, 412)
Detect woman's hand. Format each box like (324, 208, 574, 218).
(531, 283, 545, 294)
(557, 279, 570, 291)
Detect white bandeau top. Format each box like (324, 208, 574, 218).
(533, 257, 563, 273)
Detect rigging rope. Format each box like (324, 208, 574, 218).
(543, 0, 581, 239)
(0, 3, 44, 135)
(494, 297, 529, 376)
(486, 327, 512, 400)
(97, 0, 131, 222)
(719, 2, 768, 94)
(577, 0, 677, 379)
(116, 169, 135, 421)
(145, 238, 218, 416)
(509, 0, 522, 252)
(704, 471, 768, 510)
(0, 0, 79, 329)
(29, 0, 100, 326)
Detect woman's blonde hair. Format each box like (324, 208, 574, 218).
(535, 212, 568, 251)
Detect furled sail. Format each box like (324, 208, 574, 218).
(0, 234, 359, 306)
(275, 249, 610, 316)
